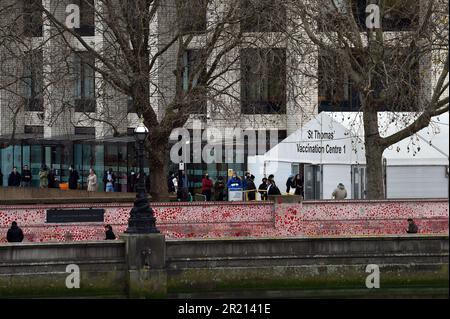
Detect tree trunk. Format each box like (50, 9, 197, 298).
(365, 139, 385, 199)
(147, 138, 170, 202)
(362, 97, 386, 199)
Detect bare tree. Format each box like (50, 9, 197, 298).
(287, 0, 449, 199)
(1, 0, 301, 198)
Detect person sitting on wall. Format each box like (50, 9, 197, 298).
(8, 167, 21, 187)
(104, 225, 116, 240)
(332, 183, 347, 200)
(68, 166, 80, 190)
(6, 221, 24, 243)
(406, 218, 419, 234)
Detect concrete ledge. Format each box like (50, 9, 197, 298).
(0, 236, 448, 298)
(167, 263, 449, 292)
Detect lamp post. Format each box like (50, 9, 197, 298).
(125, 121, 159, 234)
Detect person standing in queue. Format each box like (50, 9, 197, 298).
(68, 165, 79, 190)
(47, 168, 57, 188)
(87, 168, 98, 192)
(103, 168, 116, 192)
(258, 177, 268, 201)
(201, 173, 213, 201)
(292, 174, 304, 198)
(8, 167, 21, 187)
(38, 165, 48, 188)
(21, 165, 32, 187)
(246, 175, 257, 201)
(178, 170, 189, 202)
(214, 176, 225, 201)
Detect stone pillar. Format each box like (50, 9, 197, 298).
(121, 233, 167, 298)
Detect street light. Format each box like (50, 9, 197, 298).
(125, 120, 159, 234)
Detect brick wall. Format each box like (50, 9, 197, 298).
(0, 199, 447, 242)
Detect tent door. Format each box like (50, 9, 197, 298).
(304, 164, 322, 200)
(352, 165, 367, 199)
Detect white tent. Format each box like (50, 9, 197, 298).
(248, 112, 449, 199)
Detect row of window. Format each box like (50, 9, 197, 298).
(23, 0, 418, 38)
(24, 0, 95, 37)
(23, 126, 126, 136)
(23, 46, 420, 114)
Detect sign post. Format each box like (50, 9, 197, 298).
(228, 188, 243, 201)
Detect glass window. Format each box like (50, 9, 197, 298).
(181, 49, 207, 114)
(318, 48, 420, 112)
(30, 145, 42, 187)
(74, 126, 95, 136)
(1, 146, 14, 186)
(13, 146, 22, 170)
(118, 144, 128, 192)
(241, 48, 286, 114)
(73, 0, 95, 36)
(74, 52, 96, 112)
(23, 0, 43, 37)
(177, 0, 207, 33)
(23, 49, 43, 111)
(240, 0, 286, 33)
(105, 143, 118, 171)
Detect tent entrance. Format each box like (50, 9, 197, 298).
(351, 165, 367, 199)
(304, 164, 323, 200)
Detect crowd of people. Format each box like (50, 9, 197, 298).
(168, 170, 295, 202)
(0, 165, 151, 193)
(2, 163, 351, 202)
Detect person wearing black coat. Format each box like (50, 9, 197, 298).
(246, 175, 257, 201)
(0, 169, 3, 187)
(128, 171, 137, 192)
(406, 218, 418, 234)
(68, 166, 79, 190)
(168, 172, 175, 193)
(267, 178, 281, 196)
(8, 167, 21, 187)
(7, 221, 24, 242)
(48, 168, 57, 188)
(292, 174, 304, 197)
(21, 165, 32, 187)
(258, 178, 268, 201)
(104, 225, 116, 240)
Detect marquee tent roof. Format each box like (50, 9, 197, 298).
(251, 112, 449, 166)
